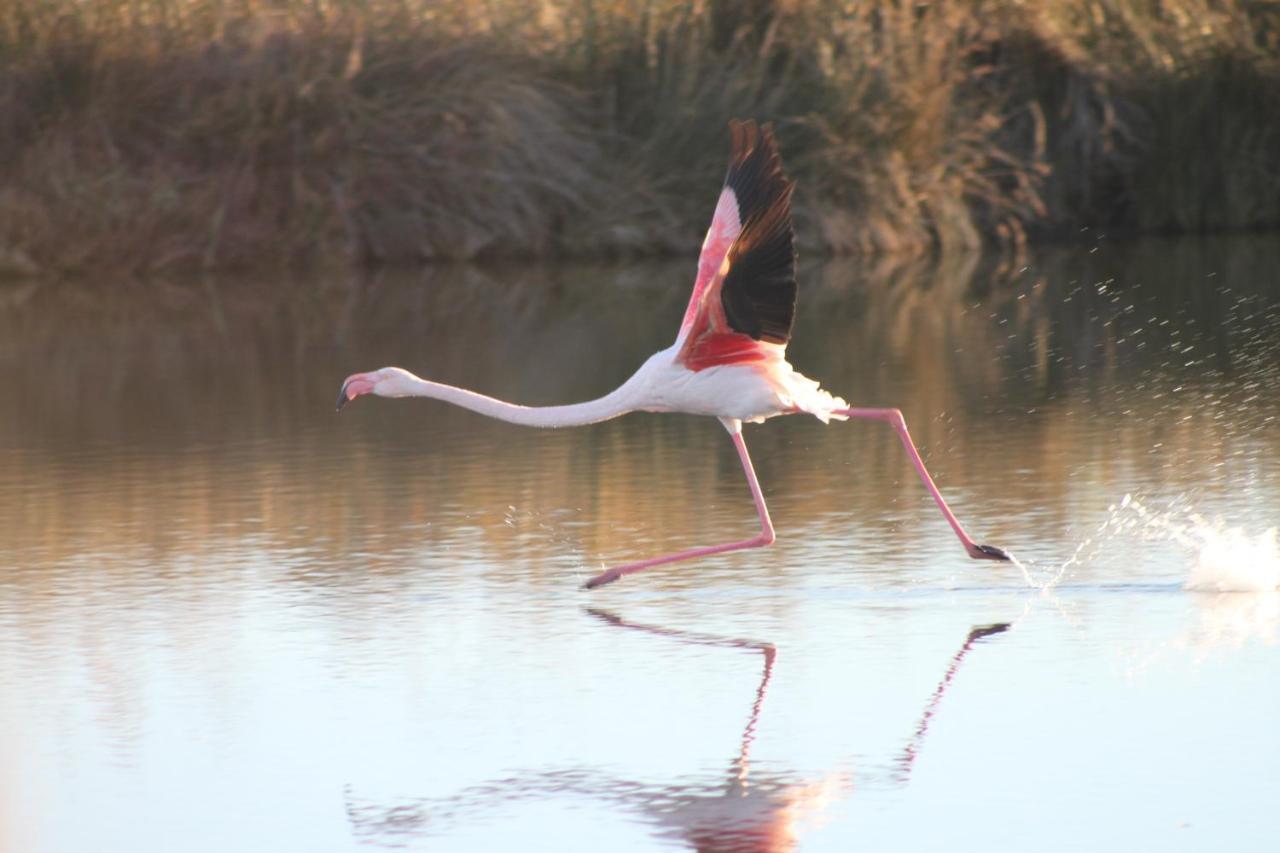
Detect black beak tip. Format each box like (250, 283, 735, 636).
(336, 383, 350, 412)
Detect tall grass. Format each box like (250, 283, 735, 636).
(1, 0, 1278, 274)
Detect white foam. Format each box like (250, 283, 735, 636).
(1121, 494, 1280, 593)
(1185, 526, 1280, 593)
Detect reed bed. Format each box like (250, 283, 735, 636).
(1, 0, 1277, 274)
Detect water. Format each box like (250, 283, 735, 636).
(1, 236, 1278, 851)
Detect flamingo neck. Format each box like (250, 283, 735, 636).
(394, 374, 637, 428)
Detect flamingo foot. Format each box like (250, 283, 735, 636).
(968, 543, 1012, 561)
(583, 568, 623, 590)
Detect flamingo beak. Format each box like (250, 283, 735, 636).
(336, 372, 377, 412)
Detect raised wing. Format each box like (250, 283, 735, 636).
(676, 120, 797, 371)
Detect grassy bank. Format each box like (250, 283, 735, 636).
(2, 0, 1278, 274)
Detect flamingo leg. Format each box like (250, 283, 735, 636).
(836, 407, 1009, 561)
(584, 419, 775, 589)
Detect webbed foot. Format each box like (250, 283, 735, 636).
(968, 543, 1012, 561)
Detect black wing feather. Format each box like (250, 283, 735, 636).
(720, 120, 797, 346)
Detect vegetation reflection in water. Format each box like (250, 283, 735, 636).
(0, 236, 1278, 851)
(2, 236, 1277, 589)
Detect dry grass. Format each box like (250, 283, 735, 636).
(0, 2, 602, 272)
(1, 0, 1278, 274)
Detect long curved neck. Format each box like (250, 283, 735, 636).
(395, 373, 638, 429)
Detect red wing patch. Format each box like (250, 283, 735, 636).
(681, 331, 773, 371)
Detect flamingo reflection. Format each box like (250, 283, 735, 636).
(894, 621, 1011, 783)
(345, 612, 1010, 851)
(584, 608, 778, 791)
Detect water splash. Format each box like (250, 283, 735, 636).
(1004, 510, 1116, 593)
(1007, 493, 1280, 597)
(1122, 494, 1280, 593)
(1107, 496, 1280, 668)
(1005, 550, 1067, 592)
(1186, 527, 1280, 593)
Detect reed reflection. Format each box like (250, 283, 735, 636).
(344, 611, 1011, 851)
(3, 238, 1276, 599)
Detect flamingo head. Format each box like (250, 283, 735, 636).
(335, 367, 417, 411)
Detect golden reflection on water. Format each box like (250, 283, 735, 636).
(3, 238, 1276, 587)
(0, 240, 1277, 650)
(0, 247, 1275, 586)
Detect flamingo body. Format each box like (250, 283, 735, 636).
(338, 120, 1010, 587)
(614, 344, 848, 424)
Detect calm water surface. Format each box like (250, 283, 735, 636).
(2, 237, 1278, 851)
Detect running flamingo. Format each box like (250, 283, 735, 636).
(337, 120, 1011, 588)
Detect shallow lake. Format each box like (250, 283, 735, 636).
(1, 236, 1278, 851)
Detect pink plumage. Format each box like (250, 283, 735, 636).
(338, 120, 1011, 588)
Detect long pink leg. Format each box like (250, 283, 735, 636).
(837, 407, 1009, 561)
(584, 419, 774, 589)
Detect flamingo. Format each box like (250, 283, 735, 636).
(337, 119, 1011, 588)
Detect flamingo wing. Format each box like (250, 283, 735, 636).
(677, 120, 797, 371)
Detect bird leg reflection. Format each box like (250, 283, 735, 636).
(586, 607, 776, 786)
(344, 617, 1013, 851)
(894, 622, 1012, 782)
